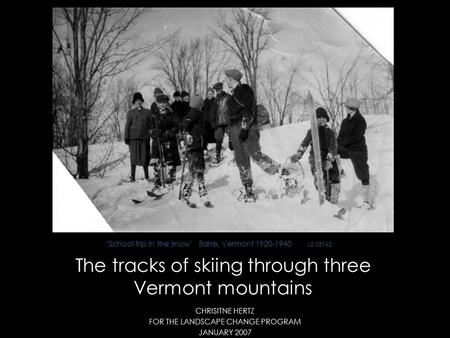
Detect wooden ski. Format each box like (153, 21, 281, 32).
(306, 91, 325, 205)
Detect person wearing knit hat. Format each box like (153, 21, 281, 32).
(189, 94, 203, 109)
(173, 91, 181, 99)
(181, 94, 211, 207)
(337, 97, 373, 209)
(154, 87, 163, 96)
(315, 106, 330, 122)
(124, 92, 152, 182)
(290, 107, 341, 204)
(224, 69, 286, 203)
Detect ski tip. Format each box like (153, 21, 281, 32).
(333, 208, 347, 219)
(132, 199, 143, 204)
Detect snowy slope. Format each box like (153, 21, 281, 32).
(57, 115, 393, 232)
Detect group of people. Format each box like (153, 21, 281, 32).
(290, 99, 373, 209)
(124, 68, 374, 209)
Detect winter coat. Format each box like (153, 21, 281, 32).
(300, 125, 338, 162)
(149, 108, 180, 165)
(183, 107, 206, 151)
(214, 91, 232, 128)
(337, 111, 367, 156)
(227, 83, 256, 126)
(124, 107, 152, 140)
(171, 100, 190, 129)
(150, 101, 159, 115)
(202, 98, 219, 128)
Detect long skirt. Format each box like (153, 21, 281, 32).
(129, 139, 150, 166)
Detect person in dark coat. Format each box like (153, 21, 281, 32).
(181, 94, 210, 204)
(337, 98, 373, 208)
(211, 82, 232, 163)
(124, 92, 152, 182)
(171, 91, 186, 130)
(201, 87, 218, 159)
(149, 94, 181, 190)
(290, 107, 341, 203)
(225, 69, 283, 203)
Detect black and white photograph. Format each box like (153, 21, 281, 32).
(52, 7, 394, 232)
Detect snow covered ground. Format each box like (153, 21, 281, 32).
(55, 114, 393, 232)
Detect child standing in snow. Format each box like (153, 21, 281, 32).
(181, 94, 211, 207)
(290, 107, 341, 204)
(149, 94, 181, 191)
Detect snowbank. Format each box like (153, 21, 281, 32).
(54, 114, 393, 232)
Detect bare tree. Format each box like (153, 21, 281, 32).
(108, 77, 138, 141)
(53, 8, 173, 178)
(203, 36, 233, 91)
(213, 8, 280, 100)
(155, 34, 233, 95)
(189, 38, 203, 93)
(260, 61, 301, 127)
(301, 47, 366, 132)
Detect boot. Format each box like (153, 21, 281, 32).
(204, 150, 211, 161)
(182, 183, 193, 201)
(239, 183, 256, 203)
(199, 182, 207, 197)
(165, 166, 176, 184)
(279, 167, 297, 198)
(361, 185, 374, 209)
(128, 165, 136, 182)
(329, 183, 340, 204)
(199, 182, 212, 207)
(152, 165, 162, 191)
(211, 151, 222, 165)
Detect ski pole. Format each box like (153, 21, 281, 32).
(158, 138, 166, 188)
(178, 137, 188, 200)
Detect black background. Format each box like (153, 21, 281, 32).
(49, 234, 397, 336)
(16, 3, 413, 336)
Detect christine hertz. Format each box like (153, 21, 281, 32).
(195, 307, 255, 315)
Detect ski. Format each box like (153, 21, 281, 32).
(131, 190, 167, 204)
(334, 207, 347, 220)
(307, 91, 326, 206)
(147, 190, 167, 199)
(356, 202, 376, 210)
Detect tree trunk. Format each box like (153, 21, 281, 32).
(76, 112, 89, 179)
